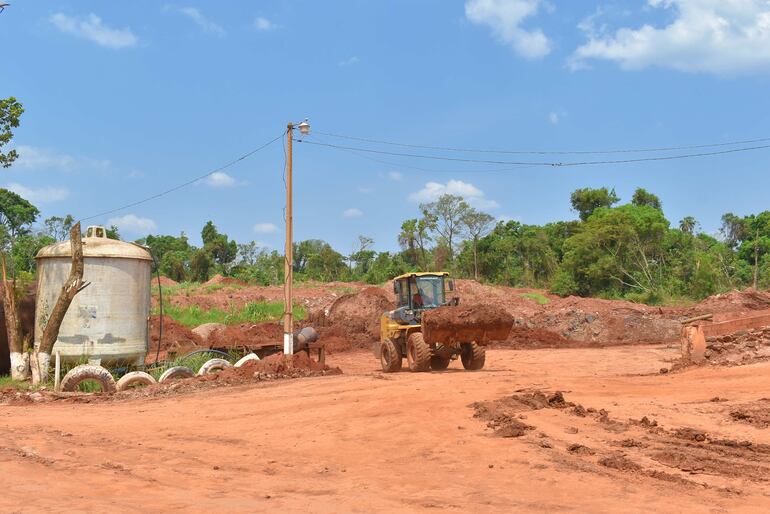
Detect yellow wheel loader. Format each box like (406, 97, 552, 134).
(373, 272, 513, 373)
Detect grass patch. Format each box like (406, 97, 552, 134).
(520, 292, 550, 305)
(0, 375, 35, 391)
(157, 301, 306, 328)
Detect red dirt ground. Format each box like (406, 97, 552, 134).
(3, 347, 770, 512)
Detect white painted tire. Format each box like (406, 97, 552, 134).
(234, 353, 260, 368)
(197, 358, 233, 376)
(60, 364, 117, 393)
(116, 371, 157, 391)
(158, 366, 195, 383)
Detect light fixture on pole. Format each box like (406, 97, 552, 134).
(283, 118, 310, 356)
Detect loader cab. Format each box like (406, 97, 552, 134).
(393, 273, 453, 311)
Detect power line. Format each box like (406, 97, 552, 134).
(314, 130, 770, 156)
(79, 132, 285, 222)
(298, 139, 770, 168)
(305, 133, 540, 174)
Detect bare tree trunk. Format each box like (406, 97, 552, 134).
(473, 238, 479, 281)
(2, 253, 28, 380)
(32, 223, 84, 384)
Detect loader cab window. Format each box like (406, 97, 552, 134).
(412, 276, 446, 309)
(396, 280, 410, 307)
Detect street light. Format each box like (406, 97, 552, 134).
(284, 119, 310, 356)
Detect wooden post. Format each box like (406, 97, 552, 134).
(284, 124, 294, 356)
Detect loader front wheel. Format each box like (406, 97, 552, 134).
(461, 342, 486, 371)
(407, 333, 431, 372)
(380, 340, 402, 373)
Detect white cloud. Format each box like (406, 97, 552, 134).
(50, 13, 138, 49)
(358, 186, 373, 194)
(343, 208, 364, 218)
(548, 111, 560, 125)
(6, 183, 69, 203)
(200, 171, 236, 187)
(338, 56, 360, 67)
(108, 214, 157, 234)
(176, 7, 225, 37)
(572, 0, 770, 74)
(12, 145, 110, 172)
(253, 222, 278, 234)
(254, 16, 278, 31)
(465, 0, 551, 59)
(409, 179, 500, 209)
(388, 171, 403, 181)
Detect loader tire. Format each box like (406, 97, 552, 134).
(116, 371, 156, 391)
(407, 333, 431, 372)
(380, 340, 402, 373)
(60, 364, 117, 393)
(430, 355, 451, 371)
(461, 342, 486, 371)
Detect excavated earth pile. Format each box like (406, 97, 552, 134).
(148, 316, 204, 364)
(527, 296, 681, 344)
(307, 287, 394, 352)
(421, 305, 514, 345)
(702, 327, 770, 366)
(206, 322, 282, 350)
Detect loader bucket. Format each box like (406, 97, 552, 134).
(421, 305, 514, 346)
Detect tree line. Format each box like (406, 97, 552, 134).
(2, 96, 768, 304)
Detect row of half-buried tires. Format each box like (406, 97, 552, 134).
(380, 332, 485, 373)
(58, 353, 260, 393)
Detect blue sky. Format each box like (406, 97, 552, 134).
(3, 1, 770, 253)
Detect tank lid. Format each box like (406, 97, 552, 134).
(36, 236, 153, 261)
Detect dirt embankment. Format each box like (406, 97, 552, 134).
(702, 327, 770, 366)
(147, 316, 204, 364)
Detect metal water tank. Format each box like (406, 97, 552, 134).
(34, 226, 152, 366)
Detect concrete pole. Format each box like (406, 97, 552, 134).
(284, 123, 294, 355)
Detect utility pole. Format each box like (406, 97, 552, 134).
(284, 123, 294, 355)
(283, 119, 310, 356)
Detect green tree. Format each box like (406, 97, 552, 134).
(570, 187, 620, 221)
(200, 221, 237, 271)
(190, 249, 212, 282)
(43, 214, 75, 241)
(461, 208, 494, 280)
(0, 97, 24, 168)
(631, 188, 662, 210)
(560, 204, 669, 298)
(679, 216, 697, 235)
(420, 194, 470, 267)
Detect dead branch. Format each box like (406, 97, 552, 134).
(38, 222, 84, 355)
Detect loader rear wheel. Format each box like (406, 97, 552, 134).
(461, 342, 485, 371)
(407, 333, 431, 372)
(380, 340, 402, 373)
(430, 355, 451, 371)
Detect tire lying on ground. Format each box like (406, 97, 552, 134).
(60, 364, 117, 393)
(158, 366, 195, 383)
(116, 371, 157, 391)
(197, 358, 233, 376)
(234, 353, 260, 368)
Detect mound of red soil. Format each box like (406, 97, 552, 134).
(207, 322, 282, 350)
(204, 274, 248, 287)
(496, 326, 571, 349)
(693, 289, 770, 315)
(308, 287, 394, 351)
(197, 352, 341, 384)
(156, 276, 178, 287)
(147, 316, 204, 363)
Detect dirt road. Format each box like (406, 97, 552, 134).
(2, 346, 770, 513)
